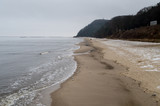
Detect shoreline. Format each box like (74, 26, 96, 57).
(51, 38, 159, 106)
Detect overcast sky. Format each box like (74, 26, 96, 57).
(0, 0, 159, 37)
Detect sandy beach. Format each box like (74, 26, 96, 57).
(51, 38, 160, 106)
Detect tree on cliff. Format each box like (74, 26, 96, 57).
(76, 19, 108, 37)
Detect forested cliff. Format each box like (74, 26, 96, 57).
(76, 2, 160, 41)
(76, 19, 108, 37)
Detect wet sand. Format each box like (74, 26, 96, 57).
(51, 38, 159, 106)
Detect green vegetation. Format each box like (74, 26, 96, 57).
(76, 19, 108, 37)
(76, 2, 160, 41)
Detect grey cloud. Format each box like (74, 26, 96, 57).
(0, 0, 159, 36)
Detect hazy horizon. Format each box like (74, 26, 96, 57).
(0, 0, 159, 37)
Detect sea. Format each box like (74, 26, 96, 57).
(0, 36, 82, 106)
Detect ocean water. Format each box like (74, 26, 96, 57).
(0, 36, 82, 106)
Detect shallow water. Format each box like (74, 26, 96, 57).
(0, 36, 82, 106)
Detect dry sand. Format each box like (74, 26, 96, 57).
(95, 39, 160, 98)
(51, 38, 159, 106)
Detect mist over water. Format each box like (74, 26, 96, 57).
(0, 36, 82, 106)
